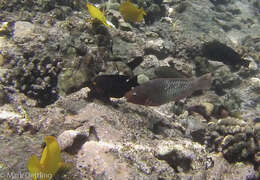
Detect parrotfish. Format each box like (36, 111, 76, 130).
(125, 73, 212, 106)
(201, 40, 250, 70)
(88, 74, 139, 102)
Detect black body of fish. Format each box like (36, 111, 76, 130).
(202, 40, 249, 69)
(89, 75, 138, 100)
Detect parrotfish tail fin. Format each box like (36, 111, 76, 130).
(194, 73, 212, 90)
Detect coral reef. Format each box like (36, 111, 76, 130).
(0, 0, 260, 179)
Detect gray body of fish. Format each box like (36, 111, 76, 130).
(125, 73, 212, 106)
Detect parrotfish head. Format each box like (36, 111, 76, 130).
(125, 90, 143, 104)
(124, 88, 151, 105)
(124, 88, 161, 106)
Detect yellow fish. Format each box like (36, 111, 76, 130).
(27, 136, 67, 180)
(120, 1, 146, 23)
(87, 3, 111, 27)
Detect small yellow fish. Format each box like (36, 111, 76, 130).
(87, 3, 111, 27)
(27, 136, 66, 180)
(120, 1, 146, 23)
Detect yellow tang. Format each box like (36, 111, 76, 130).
(27, 136, 67, 180)
(120, 1, 146, 23)
(87, 3, 111, 27)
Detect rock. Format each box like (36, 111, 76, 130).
(254, 151, 260, 165)
(119, 21, 132, 31)
(0, 36, 16, 52)
(108, 2, 120, 11)
(38, 0, 56, 12)
(206, 153, 258, 180)
(94, 58, 134, 76)
(58, 55, 96, 96)
(137, 74, 150, 84)
(254, 0, 260, 10)
(222, 91, 242, 116)
(172, 101, 185, 116)
(221, 134, 234, 148)
(168, 58, 194, 77)
(57, 130, 88, 153)
(206, 117, 256, 162)
(145, 38, 171, 59)
(76, 141, 135, 180)
(201, 102, 214, 116)
(157, 143, 193, 172)
(64, 103, 125, 142)
(217, 117, 246, 126)
(163, 0, 174, 4)
(156, 139, 207, 174)
(238, 57, 258, 78)
(254, 123, 260, 138)
(114, 61, 133, 76)
(5, 52, 62, 107)
(0, 54, 5, 67)
(58, 68, 89, 95)
(140, 55, 159, 68)
(180, 113, 207, 144)
(13, 21, 36, 43)
(0, 109, 34, 134)
(133, 55, 159, 76)
(0, 22, 9, 36)
(248, 59, 258, 71)
(213, 69, 241, 95)
(194, 56, 212, 75)
(145, 2, 165, 24)
(0, 86, 8, 106)
(250, 78, 260, 94)
(112, 36, 144, 58)
(154, 66, 188, 78)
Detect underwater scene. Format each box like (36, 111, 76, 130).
(0, 0, 260, 179)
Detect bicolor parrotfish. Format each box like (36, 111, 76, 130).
(201, 40, 250, 70)
(88, 74, 139, 102)
(125, 73, 212, 106)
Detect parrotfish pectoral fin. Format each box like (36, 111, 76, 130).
(27, 155, 42, 180)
